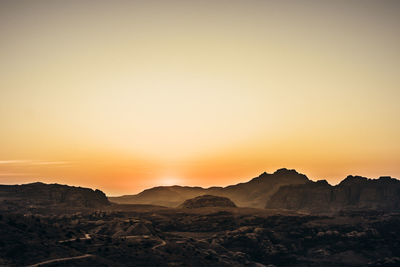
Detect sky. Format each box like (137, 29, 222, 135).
(1, 0, 400, 195)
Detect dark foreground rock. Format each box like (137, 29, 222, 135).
(0, 206, 399, 267)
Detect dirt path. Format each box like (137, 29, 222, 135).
(58, 233, 91, 243)
(26, 254, 93, 267)
(152, 239, 166, 250)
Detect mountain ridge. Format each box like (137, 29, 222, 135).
(109, 169, 400, 212)
(109, 168, 310, 208)
(2, 169, 398, 213)
(266, 174, 400, 213)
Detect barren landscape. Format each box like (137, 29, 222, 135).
(1, 1, 400, 266)
(1, 170, 399, 266)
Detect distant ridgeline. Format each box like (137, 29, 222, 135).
(0, 182, 110, 209)
(1, 169, 399, 214)
(109, 168, 400, 214)
(109, 168, 309, 208)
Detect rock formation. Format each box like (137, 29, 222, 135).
(179, 195, 237, 208)
(266, 175, 400, 213)
(0, 182, 110, 208)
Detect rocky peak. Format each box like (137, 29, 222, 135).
(339, 175, 368, 186)
(377, 176, 398, 184)
(273, 168, 300, 175)
(314, 180, 330, 186)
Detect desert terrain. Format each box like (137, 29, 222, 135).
(1, 170, 399, 266)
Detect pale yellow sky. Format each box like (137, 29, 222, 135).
(1, 0, 400, 195)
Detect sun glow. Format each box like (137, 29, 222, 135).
(158, 177, 182, 187)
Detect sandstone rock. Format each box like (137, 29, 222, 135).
(179, 195, 237, 209)
(266, 175, 400, 213)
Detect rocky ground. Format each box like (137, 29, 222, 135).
(0, 205, 399, 266)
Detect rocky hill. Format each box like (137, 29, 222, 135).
(266, 175, 400, 213)
(179, 195, 237, 209)
(109, 168, 309, 208)
(0, 182, 110, 209)
(110, 186, 207, 208)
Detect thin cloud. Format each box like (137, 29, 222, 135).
(0, 160, 71, 166)
(0, 160, 31, 164)
(29, 161, 71, 166)
(0, 172, 34, 176)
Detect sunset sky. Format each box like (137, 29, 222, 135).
(1, 0, 400, 195)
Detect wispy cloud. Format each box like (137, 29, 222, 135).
(0, 160, 71, 166)
(0, 172, 34, 176)
(0, 160, 31, 164)
(29, 161, 71, 165)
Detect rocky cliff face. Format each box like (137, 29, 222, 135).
(109, 168, 310, 208)
(266, 176, 400, 213)
(0, 182, 110, 208)
(212, 168, 309, 208)
(179, 195, 237, 209)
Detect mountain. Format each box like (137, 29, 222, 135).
(266, 175, 400, 213)
(109, 168, 309, 208)
(110, 186, 207, 207)
(178, 195, 237, 209)
(0, 182, 110, 208)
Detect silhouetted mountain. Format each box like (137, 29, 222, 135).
(111, 186, 207, 207)
(0, 182, 110, 208)
(109, 168, 309, 208)
(266, 175, 400, 213)
(179, 195, 237, 209)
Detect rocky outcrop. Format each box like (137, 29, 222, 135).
(0, 182, 110, 208)
(109, 168, 310, 208)
(179, 195, 237, 209)
(110, 186, 207, 207)
(266, 176, 400, 213)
